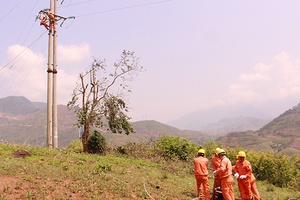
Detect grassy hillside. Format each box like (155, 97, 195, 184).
(0, 143, 298, 200)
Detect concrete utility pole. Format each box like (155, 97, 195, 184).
(47, 0, 54, 148)
(37, 0, 69, 148)
(52, 0, 58, 148)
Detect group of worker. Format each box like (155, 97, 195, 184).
(193, 148, 261, 200)
(39, 11, 55, 31)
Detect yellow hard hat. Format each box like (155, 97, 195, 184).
(216, 148, 225, 155)
(198, 149, 205, 154)
(215, 148, 221, 154)
(237, 151, 246, 158)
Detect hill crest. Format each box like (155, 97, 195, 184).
(0, 96, 211, 147)
(217, 103, 300, 155)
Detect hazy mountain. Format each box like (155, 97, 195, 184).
(201, 116, 271, 137)
(0, 96, 212, 148)
(0, 96, 44, 115)
(2, 96, 300, 155)
(217, 103, 300, 155)
(0, 104, 78, 147)
(167, 104, 272, 135)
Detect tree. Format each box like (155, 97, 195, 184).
(67, 50, 143, 153)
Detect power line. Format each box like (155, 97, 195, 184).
(17, 0, 39, 45)
(0, 0, 25, 21)
(75, 0, 176, 17)
(59, 0, 96, 8)
(0, 31, 48, 73)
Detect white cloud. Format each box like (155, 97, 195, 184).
(227, 52, 300, 103)
(57, 70, 79, 104)
(58, 43, 91, 64)
(238, 72, 267, 82)
(0, 44, 91, 104)
(0, 45, 46, 101)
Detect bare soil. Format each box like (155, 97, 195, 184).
(0, 174, 84, 200)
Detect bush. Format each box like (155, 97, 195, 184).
(115, 141, 154, 158)
(247, 151, 299, 188)
(154, 135, 199, 161)
(87, 130, 107, 154)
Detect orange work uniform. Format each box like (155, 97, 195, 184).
(48, 12, 55, 31)
(250, 173, 261, 200)
(216, 156, 235, 200)
(194, 156, 210, 200)
(39, 15, 49, 30)
(232, 159, 252, 200)
(212, 154, 221, 188)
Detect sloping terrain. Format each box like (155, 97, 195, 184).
(217, 103, 300, 155)
(167, 104, 272, 135)
(0, 96, 43, 115)
(0, 104, 78, 147)
(0, 96, 212, 148)
(200, 116, 270, 137)
(2, 96, 300, 155)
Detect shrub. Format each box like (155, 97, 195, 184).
(115, 141, 154, 158)
(154, 135, 199, 161)
(87, 130, 107, 154)
(202, 140, 224, 158)
(239, 150, 300, 188)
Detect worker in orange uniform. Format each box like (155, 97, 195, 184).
(193, 149, 210, 200)
(211, 148, 221, 194)
(39, 11, 55, 31)
(212, 148, 221, 172)
(214, 149, 235, 200)
(48, 12, 55, 31)
(233, 151, 261, 200)
(39, 13, 49, 30)
(232, 151, 253, 200)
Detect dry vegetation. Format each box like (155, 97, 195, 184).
(0, 141, 298, 200)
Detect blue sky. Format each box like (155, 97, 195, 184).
(1, 0, 300, 123)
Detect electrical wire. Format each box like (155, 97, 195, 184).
(1, 0, 177, 145)
(75, 0, 176, 17)
(17, 0, 39, 45)
(5, 45, 47, 99)
(0, 0, 25, 21)
(0, 42, 47, 113)
(0, 43, 47, 126)
(59, 0, 96, 8)
(0, 31, 48, 73)
(2, 0, 40, 95)
(0, 0, 44, 127)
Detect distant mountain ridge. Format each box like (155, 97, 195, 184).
(0, 96, 46, 115)
(217, 103, 300, 155)
(1, 96, 300, 156)
(0, 96, 212, 148)
(167, 104, 271, 136)
(202, 116, 270, 137)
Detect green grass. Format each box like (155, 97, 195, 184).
(0, 142, 298, 199)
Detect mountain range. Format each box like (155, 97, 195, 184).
(0, 96, 299, 155)
(166, 102, 295, 136)
(0, 96, 212, 148)
(217, 103, 300, 155)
